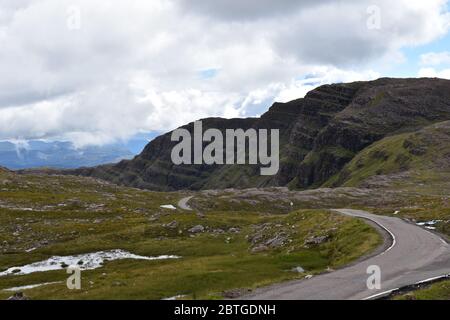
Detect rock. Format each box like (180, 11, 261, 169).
(112, 281, 126, 287)
(188, 225, 205, 233)
(404, 293, 417, 300)
(291, 266, 305, 273)
(251, 245, 269, 253)
(222, 288, 251, 299)
(7, 292, 29, 300)
(304, 235, 330, 246)
(228, 227, 240, 233)
(163, 221, 178, 229)
(305, 275, 313, 280)
(265, 233, 288, 248)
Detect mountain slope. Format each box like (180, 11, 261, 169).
(70, 78, 450, 191)
(323, 120, 450, 188)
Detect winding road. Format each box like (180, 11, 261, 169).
(177, 196, 194, 211)
(243, 209, 450, 300)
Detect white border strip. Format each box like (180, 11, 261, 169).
(363, 288, 399, 300)
(363, 274, 450, 300)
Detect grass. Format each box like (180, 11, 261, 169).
(393, 279, 450, 300)
(0, 170, 381, 300)
(323, 120, 450, 189)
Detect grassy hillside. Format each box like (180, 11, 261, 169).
(0, 170, 381, 300)
(323, 120, 450, 188)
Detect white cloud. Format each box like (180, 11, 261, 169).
(418, 67, 450, 79)
(274, 67, 381, 103)
(0, 0, 449, 146)
(420, 51, 450, 65)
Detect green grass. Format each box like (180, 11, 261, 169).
(0, 171, 381, 300)
(393, 279, 450, 300)
(323, 120, 450, 188)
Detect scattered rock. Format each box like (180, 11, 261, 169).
(163, 221, 178, 229)
(188, 225, 205, 233)
(228, 227, 240, 234)
(222, 288, 252, 299)
(251, 245, 269, 253)
(403, 293, 417, 300)
(7, 292, 29, 300)
(112, 281, 126, 287)
(265, 233, 288, 248)
(291, 266, 305, 273)
(304, 235, 330, 246)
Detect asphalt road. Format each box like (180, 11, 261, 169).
(177, 196, 193, 211)
(243, 209, 450, 300)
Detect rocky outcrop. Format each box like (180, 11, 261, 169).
(69, 78, 450, 191)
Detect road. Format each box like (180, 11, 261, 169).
(177, 196, 193, 211)
(243, 209, 450, 300)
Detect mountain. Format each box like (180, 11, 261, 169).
(69, 78, 450, 191)
(0, 141, 134, 170)
(323, 120, 450, 189)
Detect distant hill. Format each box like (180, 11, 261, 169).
(68, 78, 450, 191)
(0, 141, 134, 170)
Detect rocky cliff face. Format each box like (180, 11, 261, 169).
(71, 78, 450, 191)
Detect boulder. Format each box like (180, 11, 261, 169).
(188, 225, 205, 233)
(304, 235, 330, 246)
(7, 292, 29, 300)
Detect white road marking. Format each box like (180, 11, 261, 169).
(415, 274, 450, 285)
(363, 274, 450, 300)
(363, 288, 398, 300)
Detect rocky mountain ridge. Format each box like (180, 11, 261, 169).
(68, 78, 450, 191)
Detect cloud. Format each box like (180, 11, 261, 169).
(273, 67, 381, 103)
(273, 0, 450, 66)
(418, 67, 450, 79)
(420, 51, 450, 65)
(0, 0, 449, 146)
(175, 0, 325, 21)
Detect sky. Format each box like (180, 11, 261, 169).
(0, 0, 449, 151)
